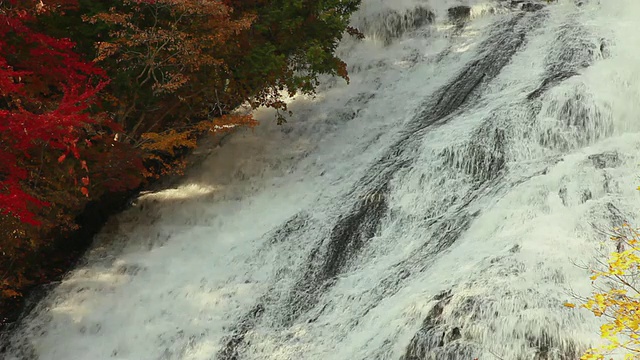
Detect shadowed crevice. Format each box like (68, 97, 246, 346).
(281, 183, 389, 325)
(217, 304, 265, 360)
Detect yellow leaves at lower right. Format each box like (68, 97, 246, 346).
(574, 221, 640, 359)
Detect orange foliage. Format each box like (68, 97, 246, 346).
(88, 0, 254, 95)
(1, 0, 361, 323)
(139, 114, 257, 177)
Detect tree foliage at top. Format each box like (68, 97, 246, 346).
(0, 0, 361, 309)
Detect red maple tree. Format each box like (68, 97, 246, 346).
(0, 0, 109, 224)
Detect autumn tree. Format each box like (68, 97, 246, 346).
(85, 0, 361, 131)
(0, 0, 362, 317)
(0, 0, 109, 224)
(1, 0, 362, 230)
(220, 0, 361, 122)
(80, 0, 254, 140)
(83, 0, 360, 173)
(565, 204, 640, 359)
(0, 0, 144, 302)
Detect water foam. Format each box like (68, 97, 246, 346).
(4, 0, 640, 359)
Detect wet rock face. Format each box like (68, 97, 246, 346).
(213, 11, 547, 358)
(441, 125, 507, 184)
(588, 151, 621, 169)
(537, 85, 613, 151)
(532, 23, 614, 151)
(522, 2, 545, 12)
(282, 184, 390, 325)
(529, 21, 609, 101)
(448, 6, 471, 22)
(276, 13, 539, 328)
(507, 0, 547, 11)
(357, 6, 435, 45)
(399, 292, 476, 360)
(400, 291, 584, 360)
(218, 304, 265, 360)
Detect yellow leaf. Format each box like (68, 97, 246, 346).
(564, 302, 576, 308)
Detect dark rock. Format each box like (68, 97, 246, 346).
(599, 39, 610, 58)
(440, 125, 506, 184)
(268, 212, 310, 244)
(588, 151, 620, 169)
(522, 2, 544, 11)
(282, 184, 389, 325)
(602, 172, 612, 193)
(529, 22, 605, 101)
(580, 190, 592, 203)
(558, 187, 568, 206)
(217, 304, 265, 360)
(446, 327, 462, 342)
(606, 203, 629, 227)
(358, 6, 435, 45)
(526, 330, 580, 359)
(448, 6, 471, 22)
(399, 292, 455, 360)
(538, 87, 612, 150)
(527, 71, 579, 100)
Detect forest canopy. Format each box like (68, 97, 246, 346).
(0, 0, 361, 314)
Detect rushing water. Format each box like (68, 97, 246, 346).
(4, 0, 640, 359)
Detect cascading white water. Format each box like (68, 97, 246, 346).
(4, 0, 640, 359)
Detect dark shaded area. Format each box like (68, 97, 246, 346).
(320, 186, 389, 281)
(0, 132, 225, 345)
(422, 212, 476, 256)
(448, 6, 471, 22)
(506, 1, 547, 12)
(353, 211, 476, 322)
(399, 290, 477, 360)
(358, 6, 435, 45)
(537, 86, 612, 150)
(526, 331, 580, 360)
(558, 186, 568, 206)
(441, 126, 507, 183)
(401, 292, 582, 360)
(283, 183, 389, 325)
(267, 212, 311, 245)
(430, 59, 487, 119)
(522, 2, 545, 12)
(588, 151, 621, 169)
(527, 71, 579, 100)
(606, 202, 629, 227)
(217, 304, 265, 360)
(0, 186, 139, 344)
(414, 13, 533, 129)
(528, 22, 610, 100)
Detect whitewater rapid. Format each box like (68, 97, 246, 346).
(4, 0, 640, 359)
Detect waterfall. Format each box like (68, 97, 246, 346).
(4, 0, 640, 359)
